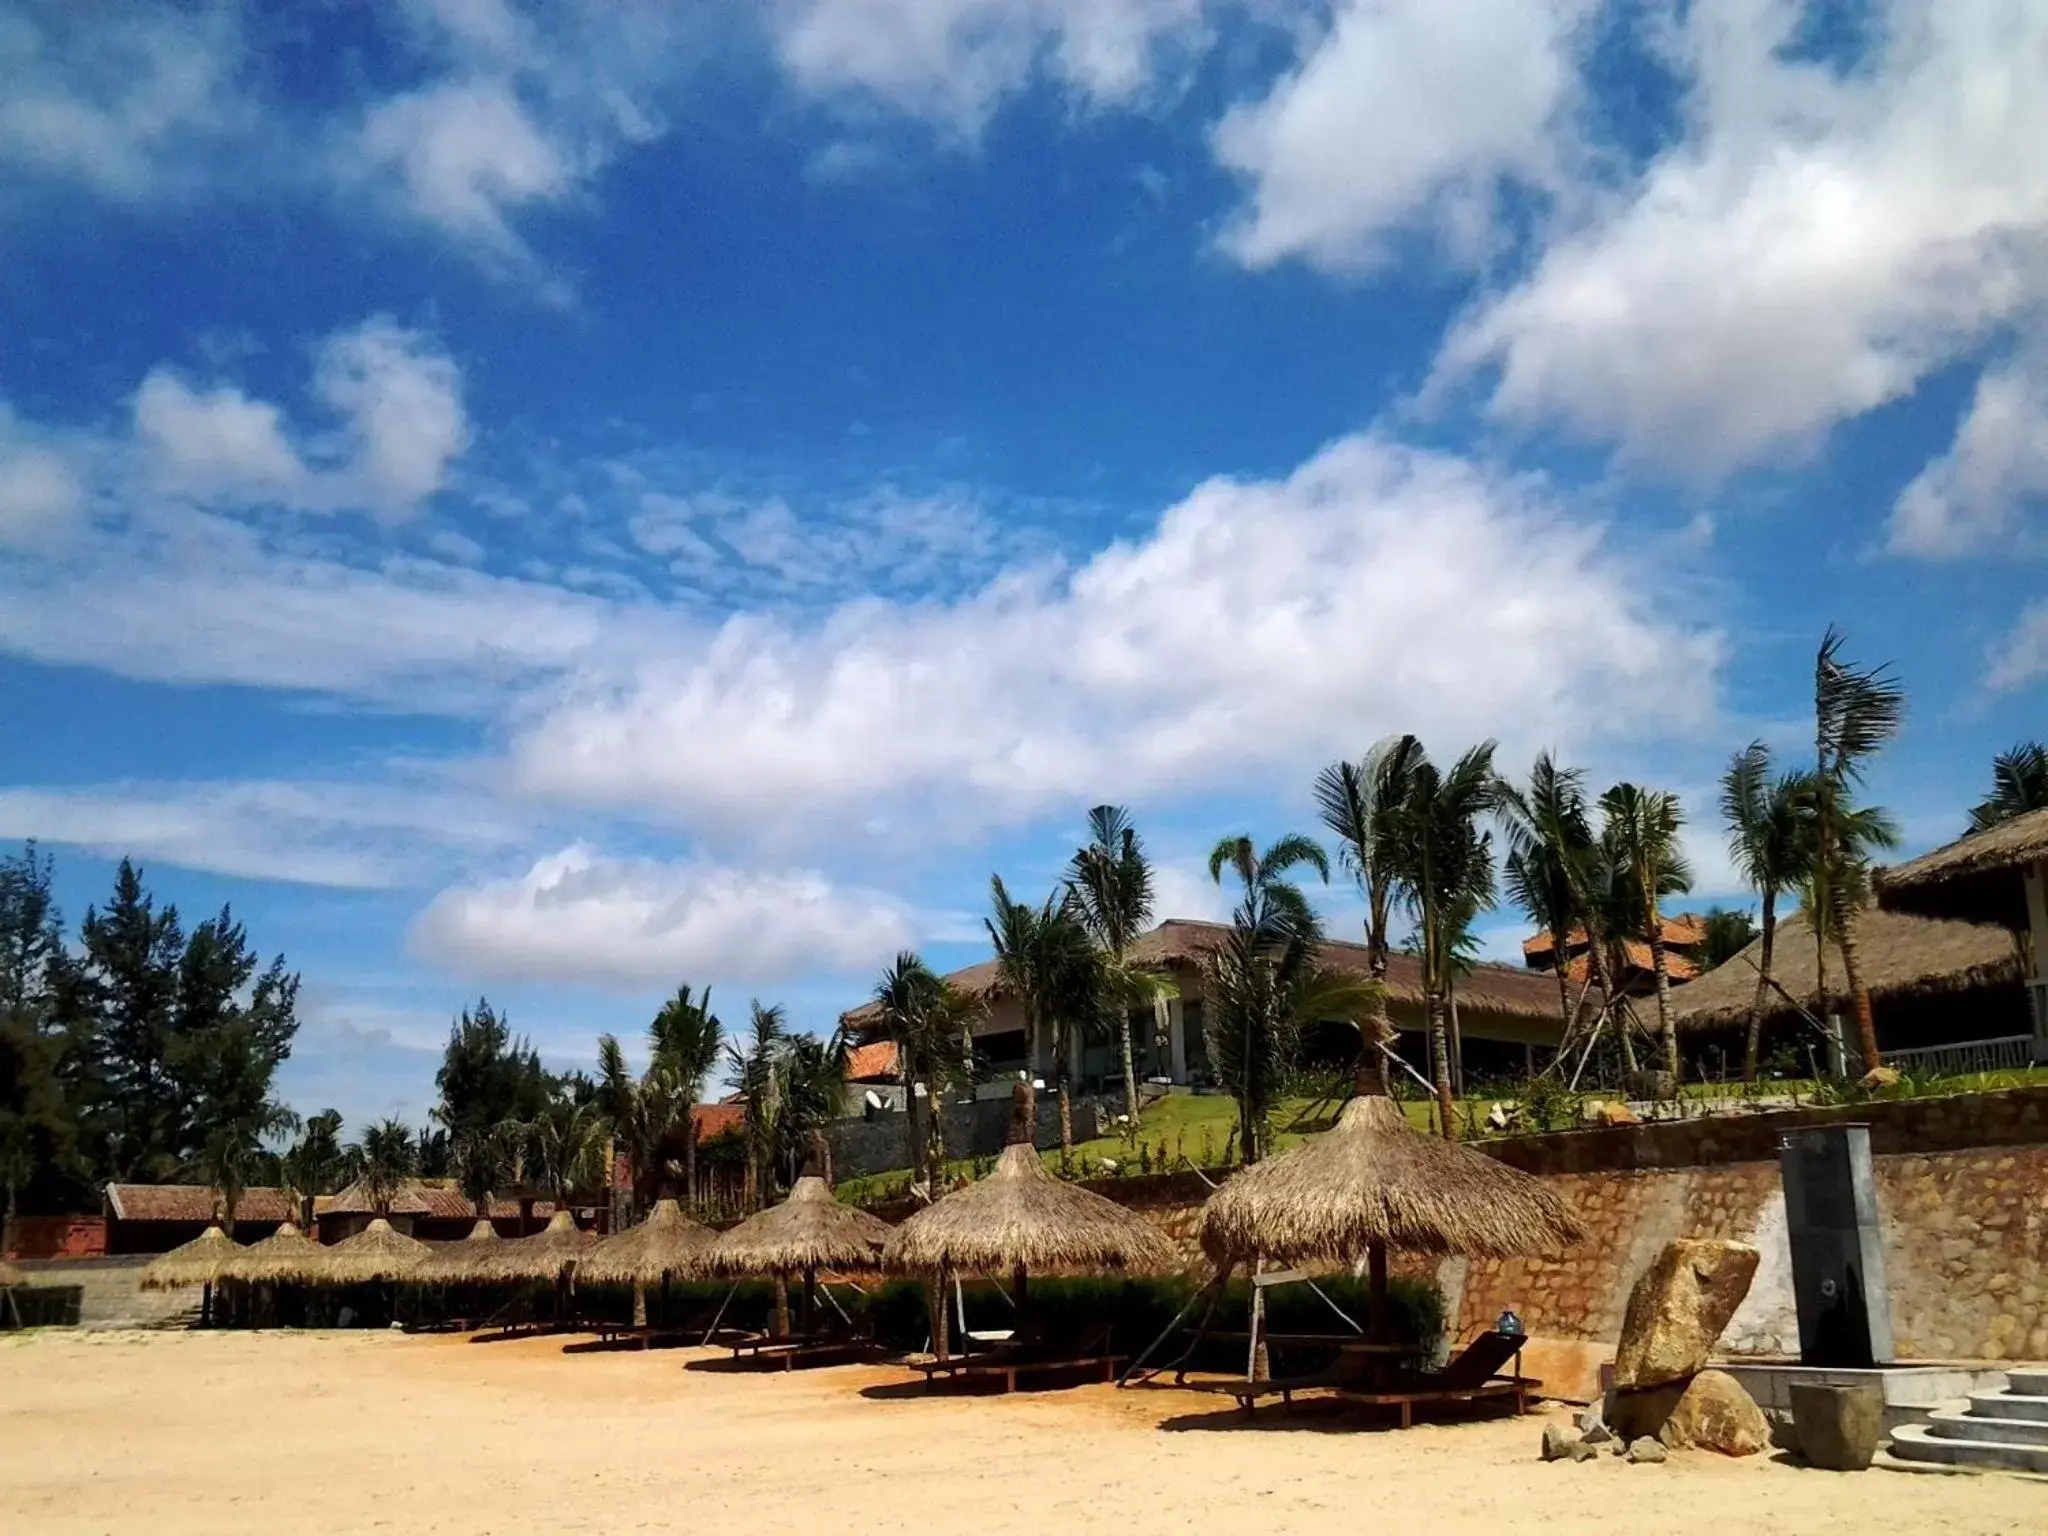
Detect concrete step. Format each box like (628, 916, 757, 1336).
(1891, 1424, 2048, 1475)
(1970, 1390, 2048, 1422)
(1930, 1407, 2048, 1447)
(2007, 1370, 2048, 1397)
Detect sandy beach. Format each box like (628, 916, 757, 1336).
(0, 1331, 2036, 1536)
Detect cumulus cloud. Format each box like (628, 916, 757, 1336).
(511, 433, 1722, 845)
(1214, 0, 1595, 272)
(1987, 602, 2048, 693)
(767, 0, 1207, 135)
(1437, 0, 2048, 474)
(0, 410, 86, 546)
(1890, 350, 2048, 557)
(0, 777, 526, 889)
(131, 316, 467, 518)
(410, 844, 918, 987)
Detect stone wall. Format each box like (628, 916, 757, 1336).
(826, 1093, 1119, 1181)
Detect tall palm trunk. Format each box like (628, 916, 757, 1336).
(1645, 899, 1678, 1084)
(1054, 1021, 1074, 1174)
(1832, 892, 1883, 1072)
(1583, 930, 1638, 1075)
(682, 1127, 698, 1212)
(1550, 927, 1575, 1035)
(1742, 892, 1778, 1083)
(1116, 987, 1140, 1142)
(1427, 987, 1457, 1142)
(1361, 942, 1394, 1097)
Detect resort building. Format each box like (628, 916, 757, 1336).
(838, 917, 1567, 1094)
(1521, 913, 1709, 992)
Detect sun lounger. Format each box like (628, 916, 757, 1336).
(1203, 1331, 1540, 1422)
(909, 1351, 1126, 1393)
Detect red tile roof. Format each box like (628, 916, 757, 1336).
(693, 1103, 745, 1140)
(105, 1185, 298, 1223)
(844, 1039, 899, 1081)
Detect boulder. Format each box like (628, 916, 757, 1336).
(1625, 1437, 1668, 1465)
(1606, 1380, 1687, 1444)
(1569, 1439, 1601, 1463)
(1576, 1407, 1613, 1446)
(1788, 1383, 1884, 1471)
(1540, 1423, 1580, 1462)
(1612, 1239, 1761, 1389)
(1660, 1369, 1770, 1457)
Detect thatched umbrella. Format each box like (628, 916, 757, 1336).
(582, 1198, 717, 1329)
(471, 1207, 594, 1283)
(222, 1221, 325, 1286)
(707, 1146, 892, 1335)
(140, 1224, 242, 1327)
(1200, 1093, 1582, 1343)
(412, 1217, 504, 1285)
(885, 1084, 1176, 1338)
(313, 1217, 429, 1286)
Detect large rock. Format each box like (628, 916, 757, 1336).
(1612, 1239, 1761, 1389)
(1788, 1383, 1884, 1471)
(1660, 1369, 1771, 1457)
(1606, 1380, 1687, 1444)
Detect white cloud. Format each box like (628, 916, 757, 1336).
(133, 371, 309, 499)
(0, 6, 252, 200)
(0, 411, 85, 546)
(511, 433, 1722, 846)
(1987, 602, 2048, 693)
(768, 0, 1207, 135)
(1890, 350, 2048, 556)
(0, 777, 525, 889)
(1437, 0, 2048, 474)
(410, 844, 918, 987)
(129, 316, 468, 518)
(1214, 0, 1594, 272)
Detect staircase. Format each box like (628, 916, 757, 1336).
(1890, 1370, 2048, 1475)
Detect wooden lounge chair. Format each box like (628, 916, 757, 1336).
(727, 1316, 878, 1371)
(1333, 1330, 1541, 1427)
(909, 1324, 1122, 1394)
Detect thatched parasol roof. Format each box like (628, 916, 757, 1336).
(706, 1178, 893, 1278)
(579, 1199, 716, 1285)
(1200, 1095, 1583, 1267)
(221, 1221, 326, 1285)
(0, 1258, 26, 1288)
(139, 1225, 242, 1290)
(1877, 807, 2048, 928)
(412, 1218, 505, 1284)
(312, 1217, 429, 1285)
(1673, 905, 2022, 1030)
(468, 1208, 595, 1283)
(884, 1106, 1177, 1279)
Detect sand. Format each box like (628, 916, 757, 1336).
(0, 1331, 2036, 1535)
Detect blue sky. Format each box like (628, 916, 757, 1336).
(3, 1, 2044, 1133)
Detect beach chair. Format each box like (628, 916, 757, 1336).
(1330, 1330, 1542, 1427)
(909, 1322, 1123, 1394)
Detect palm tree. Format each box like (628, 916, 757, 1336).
(986, 876, 1102, 1172)
(349, 1118, 417, 1218)
(596, 1034, 687, 1215)
(1066, 804, 1171, 1133)
(1315, 736, 1424, 1094)
(1814, 627, 1905, 1072)
(773, 1031, 849, 1186)
(1969, 741, 2048, 832)
(649, 984, 723, 1206)
(1385, 743, 1499, 1139)
(1721, 743, 1817, 1082)
(1497, 753, 1603, 1045)
(281, 1108, 348, 1229)
(723, 1002, 787, 1210)
(1599, 784, 1694, 1085)
(864, 953, 975, 1192)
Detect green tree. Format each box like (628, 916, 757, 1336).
(649, 984, 723, 1204)
(1315, 736, 1424, 1095)
(281, 1109, 349, 1228)
(1968, 741, 2048, 833)
(1066, 804, 1171, 1134)
(1599, 783, 1694, 1085)
(1497, 753, 1609, 1051)
(0, 843, 75, 1240)
(347, 1119, 417, 1218)
(1813, 627, 1905, 1072)
(1721, 742, 1817, 1081)
(1385, 743, 1500, 1138)
(863, 953, 975, 1191)
(724, 1002, 788, 1209)
(773, 1031, 848, 1187)
(986, 876, 1101, 1172)
(433, 998, 550, 1160)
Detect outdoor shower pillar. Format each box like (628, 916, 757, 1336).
(1779, 1124, 1893, 1368)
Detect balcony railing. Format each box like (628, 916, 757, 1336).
(1885, 1035, 2039, 1077)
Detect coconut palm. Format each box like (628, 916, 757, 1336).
(280, 1108, 348, 1229)
(1721, 743, 1817, 1082)
(1496, 753, 1603, 1040)
(1066, 804, 1173, 1134)
(773, 1031, 849, 1187)
(1385, 743, 1500, 1139)
(864, 953, 975, 1193)
(1315, 736, 1424, 1094)
(596, 1033, 688, 1216)
(1599, 783, 1694, 1084)
(724, 1002, 788, 1210)
(1813, 627, 1905, 1072)
(649, 984, 723, 1205)
(348, 1118, 417, 1218)
(1968, 741, 2048, 833)
(986, 876, 1102, 1172)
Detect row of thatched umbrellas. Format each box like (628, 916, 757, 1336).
(136, 1086, 1581, 1352)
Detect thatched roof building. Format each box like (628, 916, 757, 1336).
(1201, 1095, 1582, 1269)
(706, 1176, 893, 1280)
(139, 1225, 241, 1290)
(470, 1209, 595, 1283)
(413, 1219, 504, 1284)
(1877, 806, 2048, 928)
(222, 1221, 326, 1286)
(313, 1218, 429, 1285)
(1674, 905, 2023, 1030)
(885, 1088, 1176, 1280)
(580, 1200, 716, 1286)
